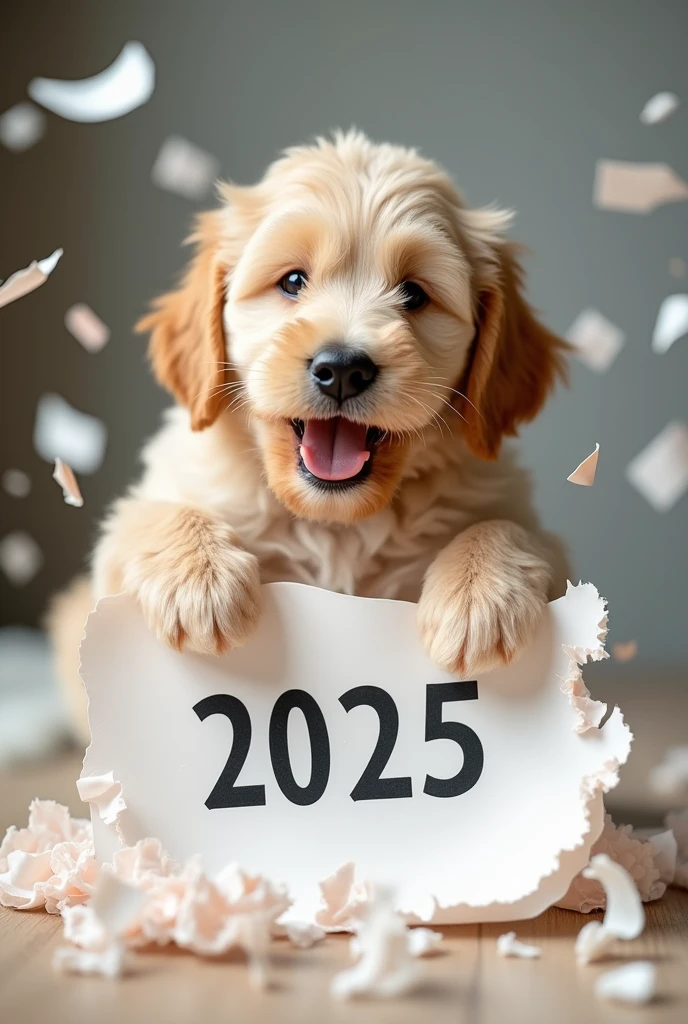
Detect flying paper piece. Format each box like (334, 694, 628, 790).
(407, 928, 443, 957)
(595, 962, 656, 1005)
(52, 459, 83, 508)
(80, 581, 631, 926)
(331, 889, 420, 1000)
(566, 309, 625, 372)
(0, 531, 42, 586)
(76, 772, 126, 826)
(594, 160, 688, 214)
(64, 303, 110, 354)
(1, 469, 31, 498)
(612, 641, 637, 662)
(626, 421, 688, 512)
(669, 257, 686, 279)
(649, 746, 688, 800)
(0, 249, 62, 310)
(640, 92, 679, 125)
(567, 444, 599, 486)
(28, 42, 155, 123)
(496, 932, 541, 959)
(652, 293, 688, 354)
(575, 855, 644, 964)
(151, 136, 220, 201)
(33, 393, 107, 474)
(0, 102, 46, 152)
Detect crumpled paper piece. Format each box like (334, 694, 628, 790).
(575, 854, 644, 964)
(332, 888, 421, 1000)
(496, 932, 541, 958)
(273, 920, 326, 949)
(77, 772, 126, 827)
(53, 943, 133, 978)
(315, 862, 373, 932)
(407, 927, 443, 957)
(0, 249, 62, 309)
(567, 444, 600, 486)
(55, 871, 145, 977)
(595, 961, 656, 1005)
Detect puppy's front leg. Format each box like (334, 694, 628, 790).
(93, 499, 260, 655)
(417, 520, 552, 676)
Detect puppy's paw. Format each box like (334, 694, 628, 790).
(417, 521, 552, 676)
(95, 503, 260, 655)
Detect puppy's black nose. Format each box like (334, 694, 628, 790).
(310, 347, 377, 403)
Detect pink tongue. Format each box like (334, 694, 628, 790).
(300, 418, 370, 481)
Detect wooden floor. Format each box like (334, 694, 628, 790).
(1, 753, 687, 1023)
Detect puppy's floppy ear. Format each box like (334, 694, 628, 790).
(459, 240, 568, 459)
(136, 211, 230, 431)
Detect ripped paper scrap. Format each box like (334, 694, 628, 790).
(52, 459, 83, 508)
(652, 293, 688, 354)
(28, 42, 155, 123)
(407, 927, 443, 957)
(65, 303, 110, 353)
(331, 889, 421, 1000)
(34, 393, 107, 474)
(0, 249, 62, 310)
(575, 855, 644, 964)
(0, 102, 46, 152)
(649, 746, 688, 800)
(316, 862, 372, 932)
(151, 135, 220, 201)
(566, 309, 625, 373)
(560, 660, 607, 734)
(612, 641, 637, 663)
(496, 932, 541, 959)
(274, 920, 326, 949)
(567, 444, 600, 486)
(0, 531, 43, 587)
(594, 160, 688, 213)
(76, 772, 126, 827)
(53, 942, 132, 979)
(595, 962, 656, 1005)
(640, 92, 679, 125)
(669, 257, 686, 279)
(1, 469, 31, 498)
(626, 420, 688, 513)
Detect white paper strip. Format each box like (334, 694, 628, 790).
(0, 249, 62, 310)
(652, 294, 688, 354)
(626, 421, 688, 512)
(33, 394, 107, 474)
(151, 136, 220, 201)
(595, 962, 656, 1005)
(639, 92, 679, 125)
(566, 309, 625, 372)
(567, 444, 599, 486)
(28, 42, 155, 123)
(0, 531, 43, 586)
(575, 854, 644, 964)
(64, 304, 110, 353)
(1, 469, 31, 498)
(594, 160, 688, 214)
(0, 102, 46, 152)
(52, 458, 84, 508)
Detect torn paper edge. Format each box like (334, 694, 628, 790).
(567, 444, 600, 486)
(652, 293, 688, 354)
(0, 249, 62, 310)
(52, 459, 84, 508)
(76, 772, 126, 841)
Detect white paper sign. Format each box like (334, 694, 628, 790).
(79, 582, 631, 924)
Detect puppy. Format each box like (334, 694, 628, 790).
(50, 130, 568, 739)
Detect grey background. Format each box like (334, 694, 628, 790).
(1, 0, 687, 669)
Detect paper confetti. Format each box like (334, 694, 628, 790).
(567, 444, 600, 486)
(566, 309, 625, 372)
(612, 641, 637, 663)
(626, 421, 688, 512)
(594, 160, 688, 214)
(28, 42, 155, 123)
(0, 249, 62, 310)
(52, 459, 84, 508)
(652, 293, 688, 354)
(151, 136, 220, 201)
(594, 962, 656, 1005)
(639, 92, 679, 125)
(33, 394, 107, 474)
(0, 102, 46, 152)
(496, 932, 542, 959)
(65, 304, 110, 354)
(0, 531, 43, 586)
(669, 257, 686, 279)
(575, 854, 645, 964)
(1, 469, 31, 499)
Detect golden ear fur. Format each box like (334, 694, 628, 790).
(136, 211, 229, 431)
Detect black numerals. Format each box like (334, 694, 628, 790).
(269, 690, 331, 806)
(192, 694, 266, 809)
(423, 682, 484, 798)
(339, 685, 412, 801)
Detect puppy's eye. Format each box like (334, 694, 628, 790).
(399, 280, 429, 311)
(278, 270, 308, 298)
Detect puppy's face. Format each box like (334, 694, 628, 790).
(141, 133, 566, 524)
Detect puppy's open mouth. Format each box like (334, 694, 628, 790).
(290, 418, 384, 489)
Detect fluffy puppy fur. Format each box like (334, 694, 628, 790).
(50, 131, 568, 739)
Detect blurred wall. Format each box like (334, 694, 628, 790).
(1, 0, 687, 671)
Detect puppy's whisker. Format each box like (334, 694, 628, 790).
(416, 379, 484, 419)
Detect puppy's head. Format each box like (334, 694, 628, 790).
(139, 132, 566, 523)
